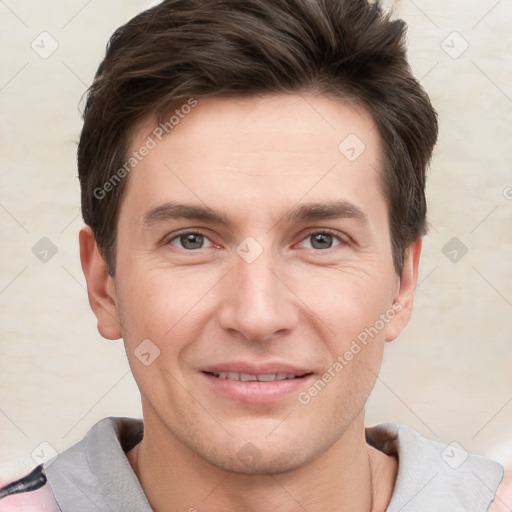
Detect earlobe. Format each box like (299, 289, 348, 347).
(79, 226, 122, 340)
(385, 238, 422, 342)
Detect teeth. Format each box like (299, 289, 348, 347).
(240, 373, 258, 381)
(256, 373, 276, 382)
(211, 372, 300, 381)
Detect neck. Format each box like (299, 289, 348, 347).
(127, 409, 397, 512)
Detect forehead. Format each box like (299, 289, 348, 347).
(120, 94, 386, 226)
(140, 94, 380, 164)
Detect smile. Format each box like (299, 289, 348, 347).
(201, 368, 314, 404)
(205, 371, 309, 381)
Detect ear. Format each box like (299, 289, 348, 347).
(385, 237, 422, 342)
(79, 226, 122, 340)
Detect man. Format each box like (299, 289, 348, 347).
(0, 0, 508, 510)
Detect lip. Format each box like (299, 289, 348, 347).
(200, 361, 314, 404)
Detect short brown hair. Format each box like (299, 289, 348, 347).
(78, 0, 438, 274)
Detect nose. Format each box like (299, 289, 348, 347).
(217, 248, 300, 343)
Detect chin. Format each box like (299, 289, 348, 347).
(181, 422, 337, 477)
(200, 443, 314, 476)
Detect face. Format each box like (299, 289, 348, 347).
(82, 94, 419, 475)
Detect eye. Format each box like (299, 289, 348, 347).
(298, 231, 344, 250)
(168, 231, 214, 250)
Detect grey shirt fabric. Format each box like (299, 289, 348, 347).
(46, 418, 150, 512)
(44, 417, 504, 512)
(365, 423, 504, 511)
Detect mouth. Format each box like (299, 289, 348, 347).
(203, 371, 311, 382)
(200, 365, 314, 404)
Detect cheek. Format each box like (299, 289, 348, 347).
(298, 268, 394, 401)
(114, 270, 201, 406)
(114, 262, 216, 360)
(297, 332, 383, 434)
(293, 265, 394, 339)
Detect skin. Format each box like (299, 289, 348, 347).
(80, 93, 422, 512)
(490, 471, 512, 512)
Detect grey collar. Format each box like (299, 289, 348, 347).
(46, 417, 504, 512)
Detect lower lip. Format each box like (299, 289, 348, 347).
(201, 372, 314, 404)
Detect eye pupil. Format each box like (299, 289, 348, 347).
(181, 233, 204, 249)
(311, 233, 333, 249)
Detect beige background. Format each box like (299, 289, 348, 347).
(0, 0, 511, 480)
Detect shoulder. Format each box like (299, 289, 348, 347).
(0, 417, 144, 512)
(366, 422, 504, 512)
(43, 417, 149, 511)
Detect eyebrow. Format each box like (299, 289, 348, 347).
(143, 202, 230, 228)
(142, 200, 368, 229)
(283, 201, 367, 224)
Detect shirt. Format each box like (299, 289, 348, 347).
(0, 416, 505, 511)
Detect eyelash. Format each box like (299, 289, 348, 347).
(165, 229, 347, 252)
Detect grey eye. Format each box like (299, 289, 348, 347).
(175, 233, 205, 250)
(182, 233, 203, 249)
(309, 233, 334, 249)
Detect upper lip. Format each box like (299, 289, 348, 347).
(201, 362, 313, 376)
